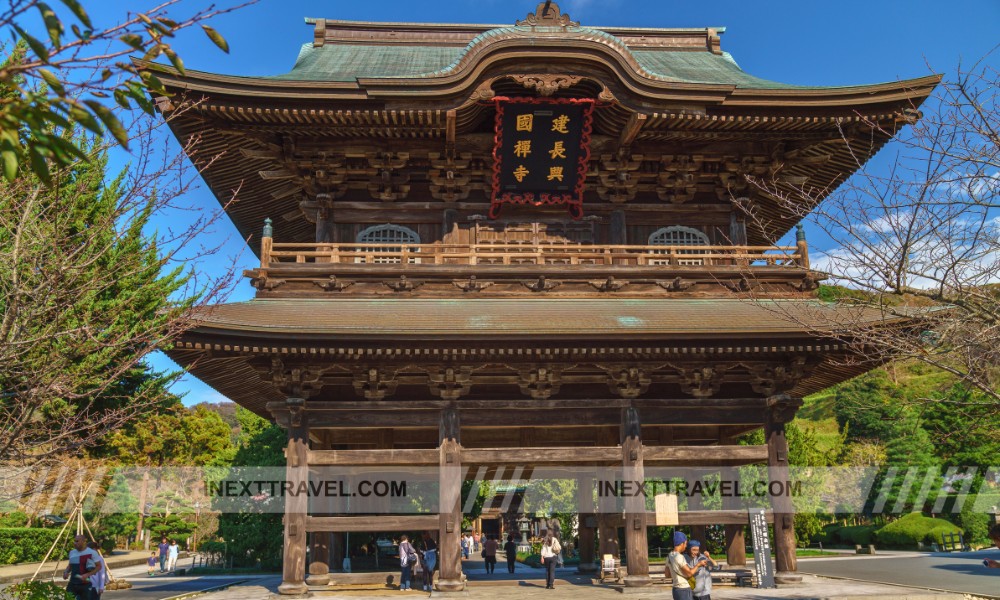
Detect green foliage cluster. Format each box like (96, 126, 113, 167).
(874, 513, 961, 548)
(215, 408, 286, 570)
(0, 2, 232, 183)
(0, 528, 67, 565)
(0, 512, 29, 528)
(2, 580, 72, 600)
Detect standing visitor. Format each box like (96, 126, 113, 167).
(62, 535, 101, 600)
(167, 539, 179, 572)
(482, 535, 498, 574)
(86, 542, 106, 600)
(473, 531, 481, 552)
(667, 531, 700, 600)
(147, 552, 157, 576)
(503, 535, 517, 573)
(539, 531, 561, 589)
(420, 531, 437, 591)
(398, 534, 417, 590)
(685, 540, 715, 600)
(985, 524, 1000, 568)
(157, 537, 169, 573)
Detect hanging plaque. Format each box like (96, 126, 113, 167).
(489, 97, 594, 219)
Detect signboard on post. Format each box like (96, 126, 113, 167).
(489, 97, 595, 219)
(653, 493, 679, 526)
(748, 508, 776, 588)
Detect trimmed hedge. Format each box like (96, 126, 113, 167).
(875, 513, 962, 549)
(0, 528, 69, 565)
(833, 525, 876, 546)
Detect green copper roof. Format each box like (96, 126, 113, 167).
(268, 22, 801, 89)
(632, 50, 800, 89)
(271, 43, 463, 81)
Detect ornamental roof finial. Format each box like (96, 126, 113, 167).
(516, 1, 579, 28)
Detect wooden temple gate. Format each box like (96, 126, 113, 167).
(152, 1, 937, 593)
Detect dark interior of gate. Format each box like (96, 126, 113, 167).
(153, 2, 938, 592)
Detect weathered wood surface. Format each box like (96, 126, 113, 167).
(305, 515, 440, 533)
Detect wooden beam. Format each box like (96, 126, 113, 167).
(298, 407, 766, 428)
(603, 510, 772, 526)
(305, 515, 440, 533)
(308, 449, 439, 466)
(643, 445, 767, 464)
(462, 447, 618, 466)
(618, 112, 647, 150)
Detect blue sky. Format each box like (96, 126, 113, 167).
(82, 0, 999, 406)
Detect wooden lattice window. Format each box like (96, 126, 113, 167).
(648, 226, 709, 266)
(356, 224, 420, 263)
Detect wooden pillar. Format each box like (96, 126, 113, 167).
(437, 409, 464, 591)
(621, 408, 651, 587)
(688, 469, 707, 545)
(278, 400, 309, 595)
(306, 533, 331, 586)
(610, 210, 627, 245)
(577, 476, 597, 572)
(330, 532, 345, 572)
(766, 397, 801, 584)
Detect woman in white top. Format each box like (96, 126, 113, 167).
(539, 531, 561, 589)
(166, 540, 179, 572)
(86, 541, 106, 600)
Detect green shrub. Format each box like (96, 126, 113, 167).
(518, 552, 542, 568)
(0, 512, 29, 528)
(2, 581, 73, 600)
(875, 513, 962, 548)
(834, 525, 875, 546)
(0, 528, 69, 565)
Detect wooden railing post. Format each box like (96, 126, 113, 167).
(796, 224, 810, 269)
(261, 218, 273, 267)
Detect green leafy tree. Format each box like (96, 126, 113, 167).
(0, 0, 247, 183)
(216, 408, 285, 569)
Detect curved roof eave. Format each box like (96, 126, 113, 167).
(141, 57, 941, 111)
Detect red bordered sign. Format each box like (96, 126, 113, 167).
(490, 97, 595, 219)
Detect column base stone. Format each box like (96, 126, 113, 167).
(435, 578, 466, 592)
(774, 571, 803, 585)
(576, 561, 599, 573)
(277, 581, 310, 596)
(622, 575, 652, 587)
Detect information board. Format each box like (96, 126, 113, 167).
(748, 508, 776, 588)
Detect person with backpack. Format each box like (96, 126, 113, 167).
(539, 531, 561, 589)
(398, 534, 418, 591)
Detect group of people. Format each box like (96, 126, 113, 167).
(62, 535, 106, 600)
(666, 531, 715, 600)
(397, 531, 438, 591)
(148, 536, 180, 575)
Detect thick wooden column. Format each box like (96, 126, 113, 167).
(577, 476, 597, 572)
(688, 469, 707, 545)
(330, 533, 345, 571)
(766, 397, 801, 584)
(621, 408, 651, 587)
(437, 409, 464, 591)
(279, 400, 309, 595)
(307, 533, 331, 586)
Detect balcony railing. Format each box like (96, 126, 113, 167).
(260, 242, 807, 269)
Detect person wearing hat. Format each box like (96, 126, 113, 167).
(667, 531, 702, 600)
(685, 540, 716, 600)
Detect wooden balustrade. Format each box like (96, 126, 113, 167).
(262, 242, 803, 269)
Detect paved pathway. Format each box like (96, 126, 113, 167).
(797, 549, 1000, 598)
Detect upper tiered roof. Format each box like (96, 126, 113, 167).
(146, 2, 940, 248)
